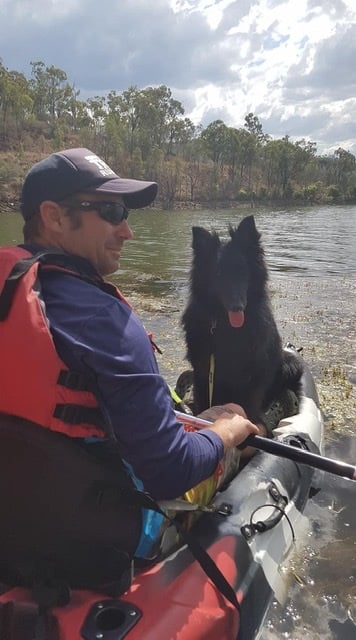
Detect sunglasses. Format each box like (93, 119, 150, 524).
(60, 200, 129, 225)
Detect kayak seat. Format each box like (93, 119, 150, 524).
(0, 413, 142, 598)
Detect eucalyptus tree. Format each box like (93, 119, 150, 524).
(244, 112, 267, 145)
(0, 63, 33, 145)
(84, 95, 107, 151)
(114, 86, 145, 157)
(200, 119, 229, 166)
(263, 136, 299, 197)
(181, 129, 204, 202)
(29, 62, 75, 131)
(333, 147, 356, 195)
(292, 138, 317, 184)
(103, 90, 127, 166)
(138, 85, 186, 159)
(199, 120, 232, 201)
(66, 90, 91, 133)
(236, 127, 259, 188)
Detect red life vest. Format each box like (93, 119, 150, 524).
(0, 246, 111, 438)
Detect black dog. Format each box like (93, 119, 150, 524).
(181, 215, 302, 422)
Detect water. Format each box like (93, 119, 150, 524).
(115, 204, 356, 295)
(262, 434, 356, 640)
(0, 204, 355, 639)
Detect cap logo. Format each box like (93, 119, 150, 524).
(85, 154, 116, 177)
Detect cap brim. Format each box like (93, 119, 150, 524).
(86, 178, 158, 209)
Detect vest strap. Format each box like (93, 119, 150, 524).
(57, 370, 96, 392)
(53, 404, 104, 428)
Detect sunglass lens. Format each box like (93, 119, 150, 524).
(98, 203, 128, 225)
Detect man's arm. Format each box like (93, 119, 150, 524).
(41, 274, 230, 498)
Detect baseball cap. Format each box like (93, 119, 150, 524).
(20, 148, 158, 220)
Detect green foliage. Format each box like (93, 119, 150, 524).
(327, 184, 342, 202)
(0, 58, 355, 208)
(347, 185, 356, 203)
(237, 188, 249, 201)
(301, 182, 323, 203)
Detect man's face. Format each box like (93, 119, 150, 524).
(57, 193, 134, 275)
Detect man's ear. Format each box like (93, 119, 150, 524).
(39, 200, 65, 231)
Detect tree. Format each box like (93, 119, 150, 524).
(115, 86, 143, 157)
(29, 62, 74, 129)
(200, 120, 229, 166)
(84, 95, 107, 151)
(244, 112, 267, 144)
(293, 139, 317, 184)
(263, 137, 294, 196)
(0, 63, 33, 146)
(139, 85, 185, 157)
(333, 147, 356, 193)
(159, 156, 184, 209)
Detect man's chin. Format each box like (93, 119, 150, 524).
(99, 258, 120, 276)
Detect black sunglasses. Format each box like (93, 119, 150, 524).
(60, 200, 129, 225)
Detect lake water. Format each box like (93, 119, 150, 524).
(0, 204, 355, 639)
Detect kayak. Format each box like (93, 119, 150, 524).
(0, 352, 324, 640)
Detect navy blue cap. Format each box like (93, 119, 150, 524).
(20, 148, 158, 219)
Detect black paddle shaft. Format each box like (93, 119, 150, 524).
(243, 435, 356, 481)
(174, 411, 356, 481)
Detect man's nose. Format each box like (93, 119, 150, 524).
(115, 219, 134, 240)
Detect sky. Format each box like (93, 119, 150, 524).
(1, 0, 356, 156)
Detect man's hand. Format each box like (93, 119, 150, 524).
(200, 403, 260, 452)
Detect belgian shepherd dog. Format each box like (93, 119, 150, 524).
(181, 215, 302, 422)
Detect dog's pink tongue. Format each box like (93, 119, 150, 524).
(228, 310, 244, 328)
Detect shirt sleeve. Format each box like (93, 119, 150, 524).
(41, 273, 224, 499)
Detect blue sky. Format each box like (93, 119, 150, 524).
(1, 0, 355, 155)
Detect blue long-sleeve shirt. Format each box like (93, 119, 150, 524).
(34, 257, 224, 499)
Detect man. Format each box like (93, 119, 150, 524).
(0, 148, 259, 555)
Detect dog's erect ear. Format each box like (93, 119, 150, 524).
(229, 215, 260, 245)
(192, 227, 220, 254)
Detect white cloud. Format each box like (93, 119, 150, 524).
(0, 0, 355, 154)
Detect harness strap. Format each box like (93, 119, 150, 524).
(209, 353, 215, 408)
(136, 492, 241, 614)
(208, 319, 217, 408)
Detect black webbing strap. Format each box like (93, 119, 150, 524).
(177, 523, 241, 613)
(135, 491, 241, 613)
(57, 370, 96, 393)
(53, 404, 105, 428)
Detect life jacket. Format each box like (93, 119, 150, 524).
(0, 247, 146, 594)
(0, 246, 125, 438)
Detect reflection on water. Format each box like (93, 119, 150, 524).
(0, 204, 355, 639)
(255, 207, 356, 278)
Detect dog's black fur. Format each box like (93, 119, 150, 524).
(182, 215, 302, 421)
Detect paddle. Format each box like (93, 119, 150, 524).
(175, 410, 356, 481)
